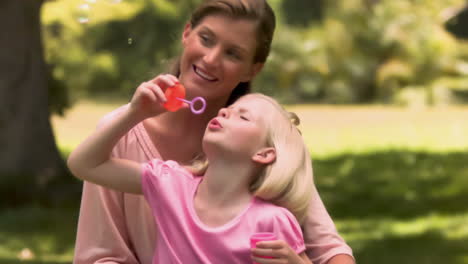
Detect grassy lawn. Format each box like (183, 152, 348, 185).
(2, 101, 467, 263)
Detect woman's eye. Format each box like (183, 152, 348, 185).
(227, 50, 241, 60)
(200, 34, 211, 45)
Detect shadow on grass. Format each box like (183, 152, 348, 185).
(0, 207, 78, 263)
(353, 230, 468, 264)
(313, 150, 468, 219)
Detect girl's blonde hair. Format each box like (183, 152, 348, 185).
(247, 93, 313, 224)
(190, 93, 313, 223)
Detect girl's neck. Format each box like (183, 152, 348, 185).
(196, 159, 254, 208)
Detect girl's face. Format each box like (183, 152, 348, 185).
(179, 15, 263, 102)
(203, 96, 271, 160)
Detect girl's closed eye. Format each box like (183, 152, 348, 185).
(240, 115, 249, 121)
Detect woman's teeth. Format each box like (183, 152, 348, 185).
(195, 66, 217, 81)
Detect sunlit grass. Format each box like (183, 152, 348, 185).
(288, 104, 468, 157)
(337, 212, 468, 242)
(336, 213, 468, 264)
(52, 102, 468, 158)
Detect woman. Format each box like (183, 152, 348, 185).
(73, 1, 354, 263)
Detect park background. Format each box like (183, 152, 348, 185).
(1, 0, 468, 263)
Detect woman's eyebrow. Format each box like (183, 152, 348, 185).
(200, 26, 249, 54)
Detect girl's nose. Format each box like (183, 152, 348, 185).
(218, 108, 229, 118)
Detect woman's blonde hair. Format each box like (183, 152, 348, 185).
(190, 93, 313, 223)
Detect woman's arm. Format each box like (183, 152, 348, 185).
(303, 185, 354, 264)
(326, 254, 355, 264)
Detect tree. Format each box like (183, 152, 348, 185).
(0, 0, 69, 206)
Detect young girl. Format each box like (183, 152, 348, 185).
(68, 85, 314, 263)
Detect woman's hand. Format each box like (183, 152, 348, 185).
(251, 240, 312, 264)
(129, 74, 179, 119)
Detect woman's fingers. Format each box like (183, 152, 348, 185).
(165, 74, 179, 84)
(145, 82, 167, 103)
(150, 74, 178, 90)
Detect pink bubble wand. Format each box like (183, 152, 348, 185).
(175, 97, 206, 115)
(163, 83, 206, 114)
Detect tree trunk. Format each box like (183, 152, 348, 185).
(0, 0, 69, 206)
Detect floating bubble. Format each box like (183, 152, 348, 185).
(78, 3, 91, 10)
(78, 17, 90, 24)
(128, 38, 133, 45)
(77, 3, 91, 24)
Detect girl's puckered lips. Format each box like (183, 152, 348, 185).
(208, 118, 223, 130)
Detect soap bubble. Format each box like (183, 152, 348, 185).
(76, 3, 91, 24)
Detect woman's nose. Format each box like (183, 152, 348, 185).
(203, 47, 221, 67)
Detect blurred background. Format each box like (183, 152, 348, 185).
(1, 0, 468, 263)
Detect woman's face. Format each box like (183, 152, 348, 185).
(179, 15, 263, 102)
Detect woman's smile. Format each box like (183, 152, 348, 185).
(193, 65, 218, 82)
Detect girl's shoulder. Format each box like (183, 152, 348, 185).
(144, 158, 196, 181)
(251, 198, 297, 225)
(249, 198, 305, 252)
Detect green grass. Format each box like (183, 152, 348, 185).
(0, 207, 78, 264)
(313, 150, 468, 264)
(2, 102, 467, 263)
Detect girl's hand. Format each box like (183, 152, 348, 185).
(129, 74, 179, 119)
(251, 240, 311, 264)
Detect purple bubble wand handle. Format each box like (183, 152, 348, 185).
(176, 96, 206, 114)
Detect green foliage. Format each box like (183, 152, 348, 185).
(43, 0, 191, 105)
(42, 0, 468, 107)
(257, 0, 468, 105)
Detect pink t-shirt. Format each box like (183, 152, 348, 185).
(141, 159, 305, 264)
